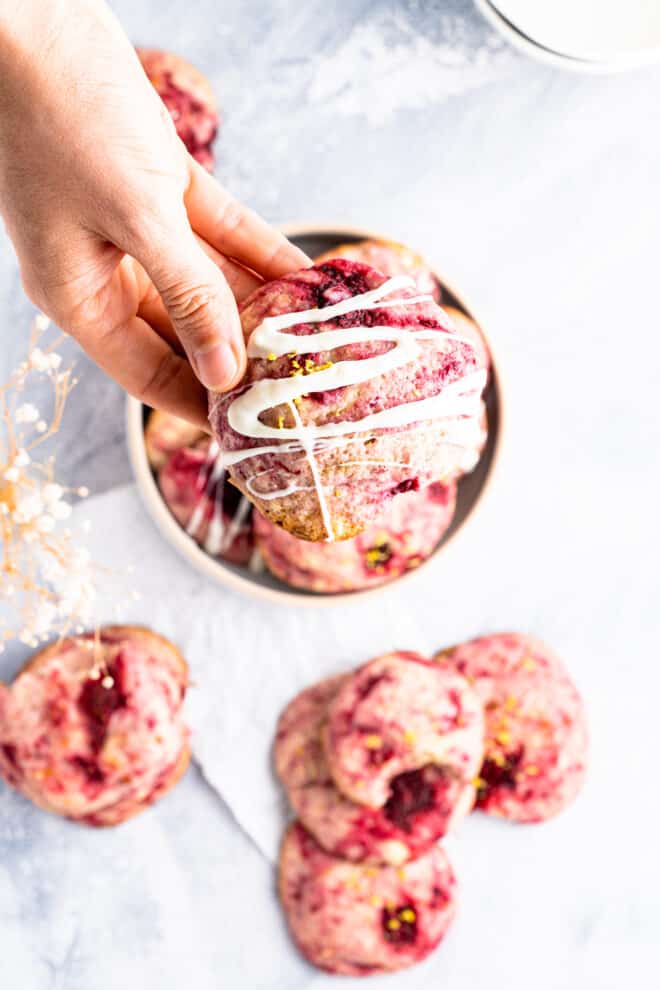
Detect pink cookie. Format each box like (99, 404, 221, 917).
(158, 439, 253, 565)
(137, 47, 219, 171)
(255, 481, 456, 593)
(443, 306, 491, 374)
(314, 239, 440, 302)
(0, 626, 189, 826)
(209, 259, 486, 542)
(279, 822, 456, 975)
(324, 652, 484, 809)
(436, 633, 588, 822)
(144, 409, 205, 471)
(275, 674, 474, 866)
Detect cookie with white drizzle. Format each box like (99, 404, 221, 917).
(209, 259, 486, 542)
(158, 437, 254, 564)
(314, 238, 441, 302)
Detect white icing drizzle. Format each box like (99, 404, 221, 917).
(186, 440, 251, 556)
(288, 400, 335, 542)
(222, 275, 485, 540)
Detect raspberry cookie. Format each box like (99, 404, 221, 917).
(137, 47, 219, 171)
(324, 652, 484, 809)
(144, 409, 205, 470)
(275, 674, 474, 865)
(255, 481, 456, 593)
(279, 822, 456, 975)
(209, 259, 486, 542)
(444, 306, 491, 374)
(314, 239, 440, 302)
(0, 626, 190, 826)
(436, 633, 587, 822)
(158, 439, 253, 565)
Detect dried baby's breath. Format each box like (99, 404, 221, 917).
(0, 316, 96, 650)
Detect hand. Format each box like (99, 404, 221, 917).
(0, 0, 309, 427)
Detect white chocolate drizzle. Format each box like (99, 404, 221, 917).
(221, 276, 486, 541)
(186, 439, 251, 557)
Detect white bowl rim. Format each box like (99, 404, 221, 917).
(126, 221, 506, 607)
(474, 0, 660, 74)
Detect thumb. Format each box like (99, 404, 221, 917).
(138, 225, 247, 392)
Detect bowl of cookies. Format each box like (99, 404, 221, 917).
(126, 224, 503, 603)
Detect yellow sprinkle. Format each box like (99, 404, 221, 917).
(386, 919, 401, 931)
(525, 765, 539, 776)
(522, 657, 536, 672)
(495, 730, 511, 746)
(369, 895, 382, 908)
(277, 415, 284, 429)
(504, 695, 518, 712)
(266, 352, 277, 361)
(403, 730, 416, 747)
(472, 775, 485, 789)
(399, 908, 416, 923)
(334, 489, 343, 498)
(364, 866, 378, 877)
(397, 868, 406, 881)
(491, 751, 506, 767)
(364, 734, 382, 750)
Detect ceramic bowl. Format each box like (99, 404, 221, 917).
(126, 223, 504, 605)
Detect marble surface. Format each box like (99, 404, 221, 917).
(2, 1, 660, 987)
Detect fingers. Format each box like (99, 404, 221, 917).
(136, 223, 247, 392)
(196, 232, 263, 302)
(75, 308, 209, 428)
(185, 158, 311, 279)
(134, 238, 262, 351)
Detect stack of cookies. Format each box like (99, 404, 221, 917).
(274, 635, 587, 976)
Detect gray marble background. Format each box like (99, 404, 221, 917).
(2, 1, 660, 987)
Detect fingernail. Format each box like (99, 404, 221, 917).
(194, 341, 239, 391)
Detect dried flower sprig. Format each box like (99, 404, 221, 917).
(0, 315, 95, 651)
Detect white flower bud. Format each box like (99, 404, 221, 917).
(43, 483, 64, 504)
(15, 403, 39, 424)
(51, 500, 72, 521)
(28, 348, 50, 372)
(13, 493, 44, 522)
